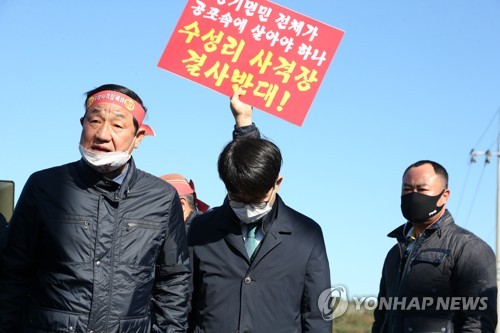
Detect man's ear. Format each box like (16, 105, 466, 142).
(275, 175, 284, 192)
(133, 128, 146, 149)
(179, 196, 188, 210)
(439, 188, 451, 207)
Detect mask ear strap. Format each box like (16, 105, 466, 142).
(127, 136, 137, 152)
(436, 189, 447, 207)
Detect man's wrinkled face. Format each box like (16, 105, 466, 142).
(79, 102, 144, 154)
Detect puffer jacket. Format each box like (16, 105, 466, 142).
(0, 158, 190, 333)
(372, 210, 497, 333)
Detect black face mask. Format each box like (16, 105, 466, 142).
(400, 190, 445, 224)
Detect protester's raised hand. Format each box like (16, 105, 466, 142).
(230, 87, 253, 127)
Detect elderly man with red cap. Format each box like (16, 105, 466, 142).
(0, 84, 190, 333)
(160, 174, 209, 232)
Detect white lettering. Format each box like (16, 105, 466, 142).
(364, 297, 378, 311)
(377, 297, 392, 311)
(352, 296, 365, 310)
(421, 297, 434, 310)
(436, 297, 449, 310)
(406, 297, 420, 310)
(479, 297, 488, 310)
(450, 297, 461, 311)
(393, 297, 406, 310)
(462, 297, 480, 310)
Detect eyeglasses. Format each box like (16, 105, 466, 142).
(229, 186, 275, 210)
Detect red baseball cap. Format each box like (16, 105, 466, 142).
(160, 173, 209, 213)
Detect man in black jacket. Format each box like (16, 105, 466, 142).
(0, 84, 190, 333)
(372, 160, 497, 332)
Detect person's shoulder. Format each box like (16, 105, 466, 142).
(35, 160, 77, 173)
(135, 170, 177, 193)
(384, 243, 402, 260)
(28, 161, 79, 181)
(447, 220, 483, 241)
(138, 170, 169, 186)
(279, 200, 323, 234)
(191, 205, 223, 227)
(190, 205, 229, 232)
(445, 220, 494, 253)
(187, 205, 226, 244)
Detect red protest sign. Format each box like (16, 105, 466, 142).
(158, 0, 344, 126)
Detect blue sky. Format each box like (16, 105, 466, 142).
(1, 0, 500, 298)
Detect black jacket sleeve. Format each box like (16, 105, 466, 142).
(232, 123, 261, 140)
(372, 266, 388, 333)
(151, 192, 191, 332)
(453, 238, 497, 333)
(0, 174, 39, 333)
(300, 226, 332, 332)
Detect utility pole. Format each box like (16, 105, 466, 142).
(470, 133, 500, 332)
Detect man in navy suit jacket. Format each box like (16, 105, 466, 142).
(187, 92, 332, 333)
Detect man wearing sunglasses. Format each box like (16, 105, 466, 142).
(187, 91, 332, 333)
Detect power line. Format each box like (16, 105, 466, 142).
(473, 109, 499, 149)
(488, 135, 499, 151)
(454, 162, 471, 219)
(462, 163, 486, 228)
(465, 108, 499, 227)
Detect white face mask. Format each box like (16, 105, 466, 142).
(79, 139, 134, 173)
(230, 188, 275, 224)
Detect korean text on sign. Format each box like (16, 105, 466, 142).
(158, 0, 344, 126)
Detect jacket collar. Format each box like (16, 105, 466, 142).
(388, 209, 454, 242)
(77, 157, 139, 201)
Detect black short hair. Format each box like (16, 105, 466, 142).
(218, 138, 282, 199)
(83, 84, 147, 133)
(403, 160, 449, 188)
